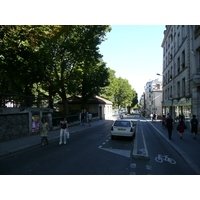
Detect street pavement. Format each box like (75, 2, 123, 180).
(146, 117, 200, 175)
(1, 115, 200, 175)
(0, 118, 116, 158)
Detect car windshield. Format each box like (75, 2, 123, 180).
(114, 121, 131, 127)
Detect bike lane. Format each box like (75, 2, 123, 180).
(135, 119, 196, 175)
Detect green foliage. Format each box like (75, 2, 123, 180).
(100, 69, 138, 109)
(0, 25, 111, 112)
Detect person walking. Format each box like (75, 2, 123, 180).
(39, 117, 49, 147)
(150, 113, 153, 121)
(162, 115, 166, 129)
(59, 117, 68, 145)
(88, 113, 92, 126)
(120, 113, 123, 119)
(177, 115, 186, 139)
(81, 111, 86, 126)
(153, 113, 156, 122)
(165, 114, 174, 140)
(190, 115, 199, 140)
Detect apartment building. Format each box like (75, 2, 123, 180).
(143, 79, 162, 117)
(161, 25, 200, 127)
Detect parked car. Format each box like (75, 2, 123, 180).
(110, 119, 136, 139)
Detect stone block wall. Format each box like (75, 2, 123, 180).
(0, 113, 29, 142)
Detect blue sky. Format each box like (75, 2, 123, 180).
(99, 25, 165, 99)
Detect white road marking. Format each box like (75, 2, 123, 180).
(130, 163, 136, 168)
(99, 148, 131, 158)
(146, 165, 152, 170)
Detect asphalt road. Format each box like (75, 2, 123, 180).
(0, 115, 196, 175)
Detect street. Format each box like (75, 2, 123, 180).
(0, 115, 197, 175)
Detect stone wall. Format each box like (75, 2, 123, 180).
(0, 108, 53, 143)
(0, 113, 29, 142)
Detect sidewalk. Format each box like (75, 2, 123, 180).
(0, 119, 115, 158)
(145, 118, 200, 175)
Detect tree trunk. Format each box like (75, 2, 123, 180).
(62, 95, 69, 115)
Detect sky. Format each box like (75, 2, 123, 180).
(99, 25, 165, 99)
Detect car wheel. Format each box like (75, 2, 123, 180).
(111, 135, 115, 140)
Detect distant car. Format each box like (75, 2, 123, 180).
(110, 119, 136, 140)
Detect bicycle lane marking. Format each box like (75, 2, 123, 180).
(146, 119, 200, 175)
(155, 154, 176, 164)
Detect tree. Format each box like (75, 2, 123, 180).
(100, 67, 118, 102)
(0, 25, 111, 112)
(37, 25, 111, 113)
(0, 25, 55, 102)
(127, 90, 138, 113)
(114, 77, 134, 110)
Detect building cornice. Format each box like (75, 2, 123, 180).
(161, 25, 172, 47)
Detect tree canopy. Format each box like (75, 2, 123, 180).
(0, 25, 111, 113)
(100, 68, 138, 110)
(0, 25, 138, 113)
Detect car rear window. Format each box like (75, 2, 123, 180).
(114, 121, 131, 127)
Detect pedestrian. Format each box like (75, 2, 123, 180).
(177, 115, 186, 139)
(81, 110, 86, 126)
(88, 113, 92, 126)
(165, 114, 174, 140)
(190, 115, 198, 140)
(120, 113, 123, 119)
(150, 113, 153, 121)
(39, 117, 49, 147)
(153, 113, 156, 122)
(162, 115, 166, 128)
(59, 117, 68, 145)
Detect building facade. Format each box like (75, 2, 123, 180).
(143, 79, 162, 117)
(161, 25, 200, 128)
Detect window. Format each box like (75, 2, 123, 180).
(198, 49, 200, 71)
(177, 57, 180, 73)
(170, 86, 172, 98)
(182, 50, 185, 69)
(174, 62, 176, 76)
(174, 41, 176, 53)
(177, 81, 180, 98)
(182, 78, 186, 96)
(182, 25, 185, 39)
(177, 33, 180, 48)
(174, 84, 176, 97)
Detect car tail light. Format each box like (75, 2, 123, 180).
(130, 127, 133, 132)
(111, 126, 114, 131)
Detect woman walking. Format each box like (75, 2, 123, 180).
(59, 117, 68, 145)
(162, 115, 166, 128)
(190, 115, 198, 140)
(39, 117, 49, 147)
(178, 115, 186, 139)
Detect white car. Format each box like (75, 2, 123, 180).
(110, 119, 136, 139)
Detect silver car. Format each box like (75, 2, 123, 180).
(110, 119, 136, 139)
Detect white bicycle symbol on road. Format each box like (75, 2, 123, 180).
(155, 154, 176, 164)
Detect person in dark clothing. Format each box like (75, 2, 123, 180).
(177, 115, 186, 139)
(162, 115, 166, 129)
(191, 115, 198, 140)
(81, 111, 86, 126)
(165, 114, 174, 140)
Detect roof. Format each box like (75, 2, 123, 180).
(67, 95, 113, 105)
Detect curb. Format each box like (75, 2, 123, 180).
(146, 119, 200, 175)
(132, 120, 150, 160)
